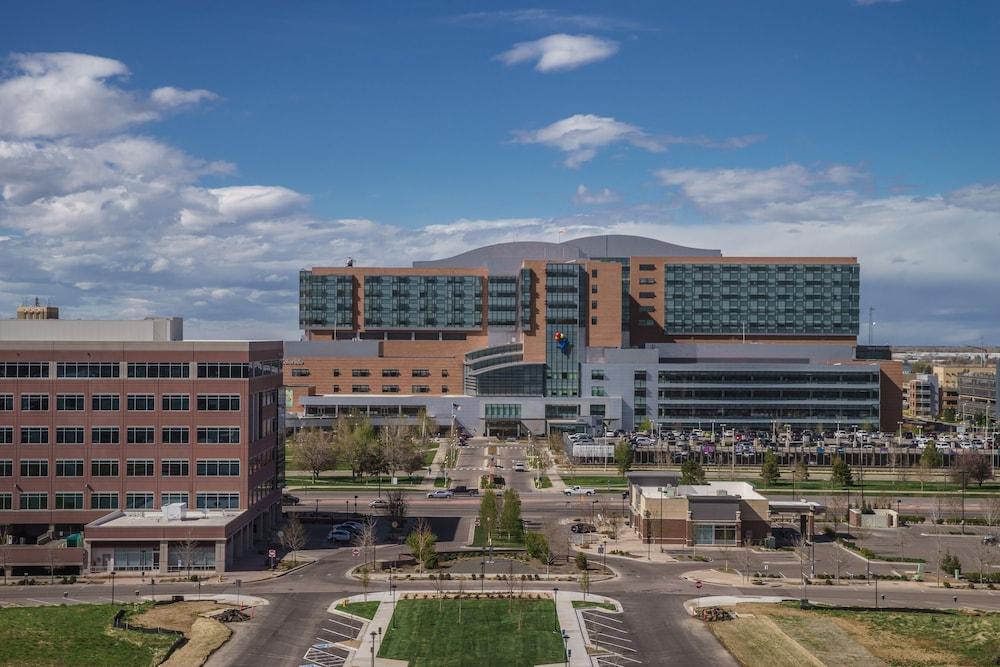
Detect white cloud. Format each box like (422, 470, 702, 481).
(514, 114, 764, 167)
(573, 185, 619, 205)
(496, 34, 619, 72)
(447, 9, 644, 32)
(0, 52, 216, 138)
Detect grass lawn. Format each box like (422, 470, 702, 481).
(433, 477, 448, 488)
(423, 443, 440, 466)
(471, 524, 524, 548)
(534, 475, 552, 489)
(336, 601, 380, 620)
(378, 598, 564, 667)
(285, 474, 424, 489)
(561, 475, 627, 489)
(756, 478, 1000, 494)
(572, 600, 616, 611)
(0, 603, 177, 667)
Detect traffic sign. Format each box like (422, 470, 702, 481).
(597, 544, 604, 554)
(475, 518, 481, 527)
(352, 547, 360, 557)
(267, 549, 276, 558)
(695, 580, 703, 589)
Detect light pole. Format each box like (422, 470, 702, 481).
(657, 487, 664, 553)
(897, 498, 903, 559)
(354, 495, 359, 517)
(644, 510, 652, 561)
(370, 630, 377, 666)
(561, 628, 570, 667)
(110, 571, 116, 604)
(150, 578, 155, 602)
(390, 582, 397, 629)
(235, 578, 242, 608)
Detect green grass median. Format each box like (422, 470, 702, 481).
(378, 598, 564, 667)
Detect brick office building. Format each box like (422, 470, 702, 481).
(0, 314, 283, 574)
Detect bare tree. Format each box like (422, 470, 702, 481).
(456, 578, 466, 624)
(973, 543, 993, 584)
(358, 516, 378, 570)
(579, 566, 591, 601)
(179, 530, 199, 577)
(832, 545, 849, 584)
(505, 560, 517, 613)
(827, 494, 847, 537)
(289, 427, 338, 483)
(358, 565, 371, 601)
(929, 496, 945, 534)
(386, 489, 408, 535)
(982, 496, 1000, 531)
(430, 572, 447, 612)
(280, 516, 308, 564)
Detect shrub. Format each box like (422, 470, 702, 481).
(575, 552, 588, 571)
(939, 550, 962, 576)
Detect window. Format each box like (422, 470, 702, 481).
(196, 492, 239, 510)
(161, 459, 189, 476)
(56, 459, 84, 476)
(590, 370, 605, 380)
(162, 394, 190, 411)
(0, 394, 11, 411)
(0, 493, 10, 510)
(381, 369, 400, 377)
(56, 427, 85, 444)
(20, 459, 48, 476)
(197, 427, 240, 444)
(591, 301, 598, 309)
(127, 427, 155, 445)
(351, 369, 370, 377)
(196, 459, 240, 476)
(126, 493, 155, 510)
(638, 278, 656, 285)
(639, 263, 656, 271)
(638, 318, 656, 327)
(161, 493, 189, 506)
(0, 362, 48, 378)
(638, 291, 656, 299)
(56, 394, 85, 411)
(127, 459, 155, 476)
(91, 460, 119, 476)
(20, 427, 48, 444)
(197, 394, 240, 411)
(0, 460, 10, 476)
(20, 492, 47, 510)
(127, 362, 189, 378)
(351, 385, 370, 393)
(0, 427, 10, 444)
(20, 394, 49, 411)
(91, 493, 118, 510)
(56, 362, 118, 378)
(412, 385, 430, 393)
(411, 369, 430, 377)
(589, 404, 606, 417)
(381, 385, 400, 393)
(591, 285, 598, 294)
(591, 387, 606, 396)
(127, 394, 155, 411)
(92, 394, 120, 411)
(591, 317, 598, 325)
(332, 385, 340, 393)
(55, 492, 84, 510)
(197, 362, 249, 378)
(332, 369, 341, 377)
(92, 427, 120, 444)
(161, 427, 190, 444)
(441, 386, 449, 393)
(639, 305, 656, 313)
(591, 269, 598, 278)
(442, 369, 449, 377)
(290, 368, 311, 377)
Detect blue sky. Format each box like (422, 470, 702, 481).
(0, 1, 998, 343)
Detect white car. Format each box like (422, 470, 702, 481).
(369, 498, 389, 509)
(426, 490, 454, 499)
(327, 529, 352, 542)
(563, 486, 596, 496)
(513, 462, 528, 472)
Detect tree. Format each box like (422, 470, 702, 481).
(405, 519, 437, 572)
(983, 496, 1000, 530)
(827, 494, 847, 536)
(637, 418, 653, 434)
(358, 565, 371, 601)
(939, 549, 962, 577)
(499, 488, 523, 541)
(430, 573, 447, 612)
(614, 440, 634, 477)
(794, 459, 810, 482)
(953, 451, 993, 487)
(386, 489, 408, 534)
(179, 531, 199, 577)
(346, 417, 377, 480)
(579, 567, 591, 601)
(680, 458, 706, 485)
(289, 427, 337, 483)
(920, 442, 943, 469)
(456, 579, 466, 624)
(280, 516, 308, 564)
(524, 531, 551, 563)
(575, 551, 588, 571)
(358, 516, 378, 570)
(479, 490, 499, 540)
(760, 451, 781, 487)
(943, 407, 957, 423)
(830, 456, 853, 488)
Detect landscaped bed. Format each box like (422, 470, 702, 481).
(378, 597, 565, 667)
(336, 600, 380, 620)
(0, 603, 178, 667)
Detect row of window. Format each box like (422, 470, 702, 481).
(0, 491, 240, 511)
(340, 385, 450, 394)
(1, 393, 240, 412)
(0, 426, 240, 445)
(1, 361, 280, 379)
(4, 459, 240, 477)
(344, 368, 449, 378)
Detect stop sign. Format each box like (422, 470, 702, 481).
(696, 580, 703, 589)
(267, 549, 276, 558)
(352, 547, 360, 557)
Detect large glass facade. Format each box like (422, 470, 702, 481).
(364, 275, 483, 329)
(664, 263, 860, 335)
(487, 276, 518, 326)
(545, 263, 586, 397)
(519, 268, 534, 331)
(299, 271, 354, 329)
(474, 363, 545, 397)
(656, 366, 880, 427)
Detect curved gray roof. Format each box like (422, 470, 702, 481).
(413, 234, 721, 274)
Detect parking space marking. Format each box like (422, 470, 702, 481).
(326, 617, 361, 632)
(582, 609, 623, 623)
(581, 609, 642, 665)
(585, 617, 630, 633)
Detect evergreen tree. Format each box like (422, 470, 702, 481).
(614, 440, 634, 476)
(761, 450, 781, 486)
(830, 456, 853, 487)
(499, 488, 522, 539)
(479, 489, 499, 537)
(920, 442, 943, 469)
(680, 458, 706, 484)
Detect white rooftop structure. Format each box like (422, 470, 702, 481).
(87, 508, 240, 529)
(0, 316, 183, 342)
(638, 480, 765, 501)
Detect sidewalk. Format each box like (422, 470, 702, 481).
(573, 527, 679, 564)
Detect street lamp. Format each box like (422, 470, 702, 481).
(370, 630, 377, 667)
(110, 571, 116, 604)
(897, 498, 903, 559)
(354, 495, 359, 517)
(657, 487, 664, 553)
(390, 582, 397, 629)
(150, 578, 156, 602)
(561, 628, 570, 667)
(644, 510, 652, 561)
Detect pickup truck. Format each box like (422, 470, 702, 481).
(563, 485, 596, 496)
(447, 485, 479, 496)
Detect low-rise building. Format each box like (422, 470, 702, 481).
(626, 473, 769, 546)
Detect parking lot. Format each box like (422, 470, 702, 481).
(298, 609, 365, 667)
(581, 606, 641, 666)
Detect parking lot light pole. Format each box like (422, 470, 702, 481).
(354, 495, 358, 517)
(110, 571, 116, 604)
(370, 630, 377, 666)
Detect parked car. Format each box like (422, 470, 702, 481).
(426, 489, 454, 499)
(570, 522, 597, 533)
(563, 486, 596, 496)
(327, 529, 352, 542)
(281, 493, 300, 506)
(331, 523, 363, 536)
(369, 497, 390, 509)
(448, 485, 479, 496)
(633, 436, 654, 446)
(983, 535, 998, 546)
(513, 462, 528, 472)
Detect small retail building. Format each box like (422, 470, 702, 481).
(627, 472, 770, 546)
